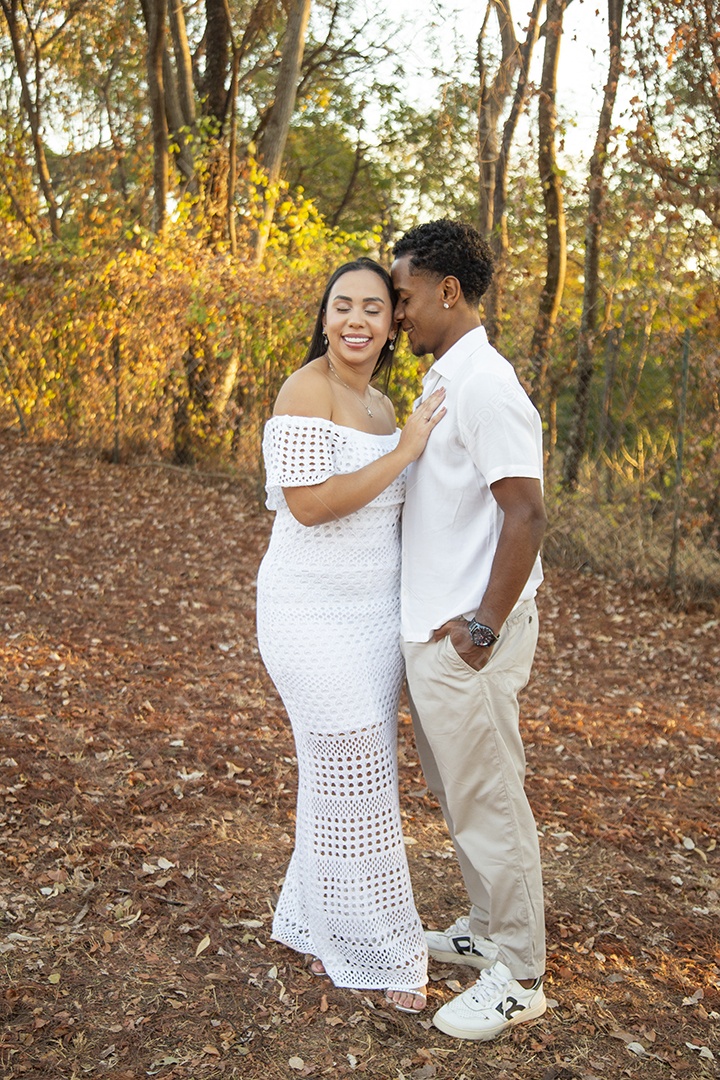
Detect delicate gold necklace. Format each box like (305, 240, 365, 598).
(326, 356, 374, 417)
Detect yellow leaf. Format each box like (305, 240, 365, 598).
(48, 972, 61, 984)
(195, 934, 211, 957)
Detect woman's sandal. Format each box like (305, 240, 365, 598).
(384, 987, 427, 1014)
(306, 955, 328, 977)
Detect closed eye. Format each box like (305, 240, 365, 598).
(333, 305, 382, 315)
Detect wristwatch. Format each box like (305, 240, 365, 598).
(467, 618, 500, 648)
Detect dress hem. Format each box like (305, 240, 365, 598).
(270, 934, 427, 992)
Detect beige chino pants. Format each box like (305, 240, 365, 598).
(403, 598, 546, 980)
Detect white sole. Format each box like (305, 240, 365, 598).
(432, 999, 547, 1041)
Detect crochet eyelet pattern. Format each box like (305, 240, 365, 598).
(256, 416, 427, 991)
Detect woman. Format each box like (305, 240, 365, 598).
(256, 257, 445, 1013)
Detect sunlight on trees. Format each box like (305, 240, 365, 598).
(0, 0, 718, 594)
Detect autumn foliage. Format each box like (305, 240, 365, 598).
(1, 208, 394, 462)
(0, 0, 718, 594)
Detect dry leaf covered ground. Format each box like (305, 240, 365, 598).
(1, 431, 718, 1080)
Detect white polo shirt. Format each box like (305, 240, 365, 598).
(401, 326, 544, 642)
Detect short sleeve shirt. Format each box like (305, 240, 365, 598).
(401, 327, 544, 642)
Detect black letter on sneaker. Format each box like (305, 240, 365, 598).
(496, 996, 526, 1018)
(454, 936, 484, 958)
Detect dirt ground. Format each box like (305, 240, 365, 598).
(1, 430, 718, 1080)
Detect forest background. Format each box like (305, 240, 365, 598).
(0, 0, 719, 597)
(1, 4, 719, 1078)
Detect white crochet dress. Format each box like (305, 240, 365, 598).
(256, 415, 427, 991)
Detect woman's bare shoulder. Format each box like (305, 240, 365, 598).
(273, 360, 332, 419)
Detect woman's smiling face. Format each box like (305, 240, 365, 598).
(322, 268, 394, 369)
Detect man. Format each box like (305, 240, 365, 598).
(391, 220, 547, 1041)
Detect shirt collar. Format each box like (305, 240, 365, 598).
(422, 326, 489, 385)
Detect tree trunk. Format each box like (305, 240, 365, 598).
(169, 0, 196, 128)
(162, 48, 195, 183)
(562, 0, 624, 489)
(484, 0, 544, 342)
(204, 0, 231, 123)
(226, 45, 241, 254)
(0, 0, 60, 240)
(165, 0, 197, 185)
(198, 0, 232, 243)
(477, 0, 519, 237)
(141, 0, 169, 232)
(101, 85, 131, 202)
(596, 320, 624, 460)
(329, 136, 364, 228)
(529, 0, 567, 412)
(252, 0, 312, 265)
(619, 300, 656, 422)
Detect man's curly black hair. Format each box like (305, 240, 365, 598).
(393, 220, 494, 305)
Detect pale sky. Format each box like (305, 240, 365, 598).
(379, 0, 616, 168)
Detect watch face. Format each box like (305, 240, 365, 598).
(469, 622, 497, 647)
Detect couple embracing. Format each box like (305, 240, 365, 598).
(256, 219, 547, 1041)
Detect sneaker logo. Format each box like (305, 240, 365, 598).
(453, 935, 485, 958)
(496, 996, 526, 1019)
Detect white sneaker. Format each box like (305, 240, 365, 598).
(425, 916, 498, 971)
(432, 960, 546, 1041)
